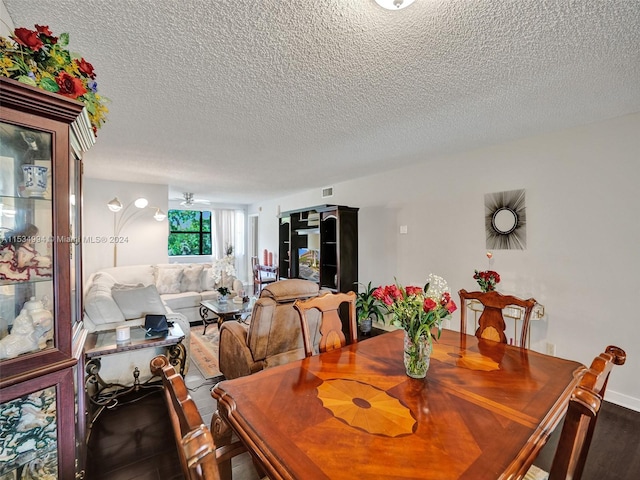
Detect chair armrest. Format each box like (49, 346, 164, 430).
(219, 321, 262, 380)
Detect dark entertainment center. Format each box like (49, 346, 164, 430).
(278, 205, 358, 293)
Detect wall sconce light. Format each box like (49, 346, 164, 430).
(107, 196, 165, 266)
(374, 0, 416, 10)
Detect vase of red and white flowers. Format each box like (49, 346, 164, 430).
(473, 270, 501, 292)
(374, 274, 457, 378)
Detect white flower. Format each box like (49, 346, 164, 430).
(425, 274, 449, 301)
(211, 255, 236, 284)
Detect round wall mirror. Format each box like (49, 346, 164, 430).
(492, 207, 518, 235)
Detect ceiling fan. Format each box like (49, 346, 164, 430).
(172, 192, 211, 206)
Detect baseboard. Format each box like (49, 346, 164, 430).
(605, 390, 640, 412)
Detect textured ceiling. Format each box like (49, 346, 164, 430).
(4, 0, 640, 205)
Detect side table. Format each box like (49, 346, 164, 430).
(83, 324, 186, 439)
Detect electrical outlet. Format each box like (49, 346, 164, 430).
(546, 342, 556, 356)
(400, 225, 408, 234)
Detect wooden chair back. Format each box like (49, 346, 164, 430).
(252, 255, 277, 293)
(293, 291, 357, 357)
(150, 355, 220, 480)
(547, 345, 626, 480)
(459, 289, 537, 346)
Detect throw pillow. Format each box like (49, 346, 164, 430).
(84, 283, 125, 325)
(202, 267, 216, 291)
(181, 264, 204, 293)
(155, 266, 184, 294)
(112, 284, 167, 320)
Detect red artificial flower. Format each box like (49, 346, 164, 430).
(35, 24, 58, 45)
(75, 58, 96, 79)
(13, 27, 43, 51)
(56, 72, 87, 99)
(405, 286, 423, 296)
(35, 25, 52, 35)
(423, 298, 437, 312)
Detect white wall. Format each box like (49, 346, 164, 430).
(0, 1, 13, 37)
(250, 112, 640, 411)
(82, 178, 168, 280)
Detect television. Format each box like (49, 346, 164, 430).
(298, 248, 320, 282)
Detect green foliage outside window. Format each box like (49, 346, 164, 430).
(168, 210, 212, 256)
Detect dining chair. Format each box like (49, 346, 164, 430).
(252, 255, 278, 294)
(525, 345, 626, 480)
(458, 289, 537, 347)
(150, 355, 222, 480)
(293, 291, 357, 357)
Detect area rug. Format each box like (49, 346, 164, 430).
(189, 325, 223, 380)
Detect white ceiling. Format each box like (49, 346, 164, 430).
(4, 0, 640, 205)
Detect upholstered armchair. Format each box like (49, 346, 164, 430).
(218, 279, 322, 380)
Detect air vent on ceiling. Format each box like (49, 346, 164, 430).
(322, 186, 334, 198)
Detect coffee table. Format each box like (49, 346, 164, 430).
(199, 298, 256, 333)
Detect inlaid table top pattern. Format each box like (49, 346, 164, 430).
(212, 329, 586, 480)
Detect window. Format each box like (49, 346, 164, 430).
(168, 210, 211, 256)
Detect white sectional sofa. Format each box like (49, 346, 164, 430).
(82, 262, 243, 383)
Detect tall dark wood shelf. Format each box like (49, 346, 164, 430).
(278, 205, 358, 293)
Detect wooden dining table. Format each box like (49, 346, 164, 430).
(212, 329, 586, 480)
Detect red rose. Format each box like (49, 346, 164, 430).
(56, 72, 87, 99)
(372, 287, 385, 300)
(14, 27, 43, 51)
(405, 286, 422, 296)
(445, 299, 457, 314)
(386, 285, 402, 300)
(75, 58, 96, 79)
(381, 295, 394, 306)
(423, 298, 437, 312)
(441, 292, 451, 304)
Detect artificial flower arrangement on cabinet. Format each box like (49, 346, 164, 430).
(374, 274, 457, 378)
(0, 24, 108, 134)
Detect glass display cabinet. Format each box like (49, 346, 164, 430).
(0, 77, 92, 479)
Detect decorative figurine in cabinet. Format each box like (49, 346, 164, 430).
(0, 78, 90, 480)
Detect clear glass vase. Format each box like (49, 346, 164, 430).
(403, 331, 432, 378)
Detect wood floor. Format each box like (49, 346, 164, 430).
(84, 361, 260, 480)
(85, 359, 640, 480)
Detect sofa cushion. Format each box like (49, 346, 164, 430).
(112, 284, 167, 320)
(84, 282, 125, 325)
(181, 264, 204, 293)
(99, 265, 155, 286)
(155, 266, 184, 294)
(91, 271, 118, 288)
(162, 291, 202, 310)
(202, 267, 216, 291)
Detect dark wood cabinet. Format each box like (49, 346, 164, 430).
(0, 78, 90, 480)
(278, 205, 358, 293)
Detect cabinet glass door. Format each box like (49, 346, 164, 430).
(0, 122, 55, 360)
